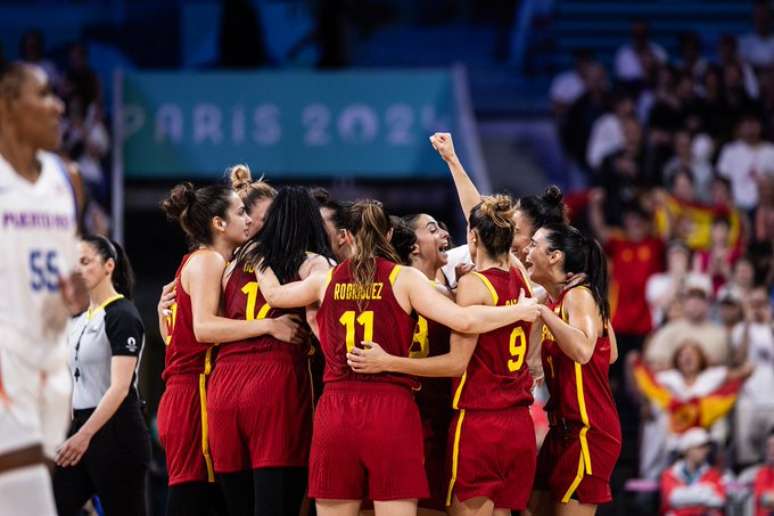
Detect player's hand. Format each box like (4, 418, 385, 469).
(454, 263, 474, 284)
(270, 314, 308, 345)
(60, 271, 89, 316)
(516, 291, 539, 322)
(55, 431, 92, 467)
(157, 280, 176, 317)
(429, 132, 457, 162)
(347, 341, 391, 374)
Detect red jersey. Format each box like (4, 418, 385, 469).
(753, 466, 774, 516)
(607, 235, 664, 336)
(541, 285, 622, 475)
(162, 253, 216, 381)
(218, 258, 309, 361)
(410, 310, 452, 417)
(316, 257, 417, 389)
(451, 267, 534, 411)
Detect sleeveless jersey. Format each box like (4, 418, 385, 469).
(541, 285, 622, 472)
(162, 253, 215, 380)
(316, 257, 418, 389)
(0, 151, 78, 370)
(218, 258, 309, 361)
(451, 267, 534, 411)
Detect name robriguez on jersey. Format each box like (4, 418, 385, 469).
(0, 151, 78, 369)
(218, 259, 310, 361)
(452, 267, 534, 411)
(317, 257, 418, 389)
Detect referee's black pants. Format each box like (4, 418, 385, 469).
(54, 396, 151, 516)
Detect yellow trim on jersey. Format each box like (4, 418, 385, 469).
(87, 294, 125, 320)
(324, 268, 334, 289)
(574, 362, 593, 474)
(389, 265, 401, 286)
(198, 347, 215, 482)
(561, 451, 586, 503)
(471, 272, 499, 305)
(451, 371, 467, 410)
(445, 409, 466, 506)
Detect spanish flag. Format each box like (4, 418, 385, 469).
(653, 194, 742, 252)
(632, 358, 743, 434)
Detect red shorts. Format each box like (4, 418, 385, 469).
(157, 375, 213, 486)
(446, 407, 536, 510)
(308, 381, 429, 501)
(534, 425, 619, 505)
(207, 351, 313, 472)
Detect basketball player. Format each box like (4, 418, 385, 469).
(255, 200, 539, 516)
(0, 62, 88, 515)
(208, 183, 333, 516)
(349, 196, 539, 515)
(525, 224, 621, 516)
(158, 182, 304, 516)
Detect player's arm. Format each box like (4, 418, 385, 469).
(348, 271, 487, 377)
(187, 252, 303, 344)
(537, 288, 600, 364)
(608, 322, 618, 364)
(157, 280, 175, 342)
(255, 263, 327, 308)
(430, 132, 481, 219)
(299, 254, 333, 339)
(527, 316, 544, 385)
(401, 267, 539, 334)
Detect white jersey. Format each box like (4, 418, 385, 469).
(0, 151, 78, 370)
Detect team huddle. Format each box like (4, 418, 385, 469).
(155, 132, 622, 516)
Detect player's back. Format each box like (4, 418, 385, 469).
(0, 151, 77, 369)
(219, 257, 308, 361)
(162, 252, 214, 380)
(452, 267, 534, 411)
(317, 257, 417, 389)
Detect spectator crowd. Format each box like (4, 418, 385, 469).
(551, 2, 774, 514)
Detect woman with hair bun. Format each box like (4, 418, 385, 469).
(350, 195, 542, 515)
(53, 236, 151, 516)
(158, 181, 303, 516)
(525, 224, 621, 516)
(254, 199, 539, 516)
(228, 164, 276, 238)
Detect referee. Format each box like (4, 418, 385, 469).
(53, 235, 151, 516)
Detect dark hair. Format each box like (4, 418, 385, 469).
(469, 195, 515, 258)
(346, 200, 401, 301)
(228, 164, 275, 212)
(311, 187, 351, 231)
(516, 185, 567, 235)
(542, 223, 610, 322)
(82, 235, 135, 299)
(161, 182, 234, 248)
(391, 215, 418, 265)
(251, 186, 334, 284)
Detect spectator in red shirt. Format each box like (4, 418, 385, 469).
(693, 216, 742, 295)
(660, 428, 727, 516)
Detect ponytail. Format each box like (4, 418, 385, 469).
(348, 201, 401, 301)
(82, 235, 136, 299)
(543, 223, 609, 322)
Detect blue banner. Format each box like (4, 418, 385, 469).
(120, 70, 456, 179)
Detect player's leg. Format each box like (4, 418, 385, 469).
(448, 495, 494, 516)
(525, 490, 552, 516)
(166, 482, 226, 516)
(317, 499, 362, 516)
(373, 499, 419, 516)
(252, 466, 307, 516)
(554, 499, 597, 516)
(218, 470, 254, 516)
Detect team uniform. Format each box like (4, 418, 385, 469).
(310, 258, 429, 501)
(157, 252, 216, 486)
(410, 309, 452, 511)
(207, 259, 313, 473)
(0, 151, 78, 515)
(536, 285, 622, 505)
(446, 267, 536, 510)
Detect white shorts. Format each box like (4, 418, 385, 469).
(0, 347, 71, 459)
